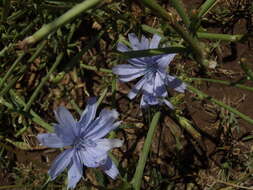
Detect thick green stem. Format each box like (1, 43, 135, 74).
(170, 0, 190, 27)
(197, 32, 244, 41)
(131, 111, 161, 190)
(187, 85, 253, 125)
(141, 24, 247, 42)
(24, 52, 64, 112)
(190, 77, 253, 92)
(23, 0, 104, 45)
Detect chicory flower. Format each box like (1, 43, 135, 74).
(113, 33, 186, 108)
(37, 97, 123, 189)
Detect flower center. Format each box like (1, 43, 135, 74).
(74, 138, 97, 151)
(146, 61, 158, 73)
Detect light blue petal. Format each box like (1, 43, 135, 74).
(117, 71, 146, 82)
(128, 33, 141, 50)
(85, 109, 121, 140)
(101, 157, 119, 179)
(112, 64, 146, 76)
(37, 133, 71, 148)
(140, 95, 148, 108)
(78, 148, 107, 168)
(117, 42, 130, 52)
(78, 139, 122, 169)
(78, 97, 97, 134)
(88, 120, 121, 140)
(163, 99, 174, 109)
(54, 106, 77, 137)
(128, 77, 146, 99)
(166, 75, 186, 93)
(149, 34, 161, 49)
(140, 36, 149, 49)
(95, 138, 123, 152)
(142, 74, 155, 94)
(54, 124, 75, 145)
(128, 58, 147, 67)
(49, 148, 74, 180)
(157, 54, 176, 70)
(154, 72, 167, 97)
(67, 154, 83, 189)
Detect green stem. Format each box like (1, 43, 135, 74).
(197, 0, 218, 18)
(190, 77, 253, 92)
(97, 87, 108, 107)
(0, 52, 26, 90)
(172, 113, 201, 139)
(80, 64, 112, 73)
(141, 24, 247, 42)
(197, 32, 244, 42)
(2, 0, 10, 21)
(70, 100, 82, 115)
(141, 24, 163, 36)
(15, 18, 40, 39)
(28, 40, 48, 63)
(0, 66, 27, 97)
(119, 46, 187, 59)
(0, 43, 13, 57)
(131, 111, 161, 190)
(170, 0, 190, 27)
(23, 0, 104, 45)
(24, 52, 64, 112)
(187, 85, 253, 125)
(7, 10, 27, 22)
(0, 185, 24, 189)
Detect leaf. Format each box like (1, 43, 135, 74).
(6, 138, 32, 150)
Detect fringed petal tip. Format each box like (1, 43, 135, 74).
(101, 158, 120, 180)
(117, 42, 130, 52)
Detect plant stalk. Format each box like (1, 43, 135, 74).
(131, 111, 161, 190)
(197, 0, 218, 18)
(170, 0, 190, 27)
(22, 0, 104, 45)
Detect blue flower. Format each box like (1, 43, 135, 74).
(37, 98, 123, 189)
(113, 33, 186, 108)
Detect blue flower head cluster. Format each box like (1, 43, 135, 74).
(113, 33, 186, 108)
(37, 97, 123, 189)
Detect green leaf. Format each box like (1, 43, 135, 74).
(131, 111, 161, 190)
